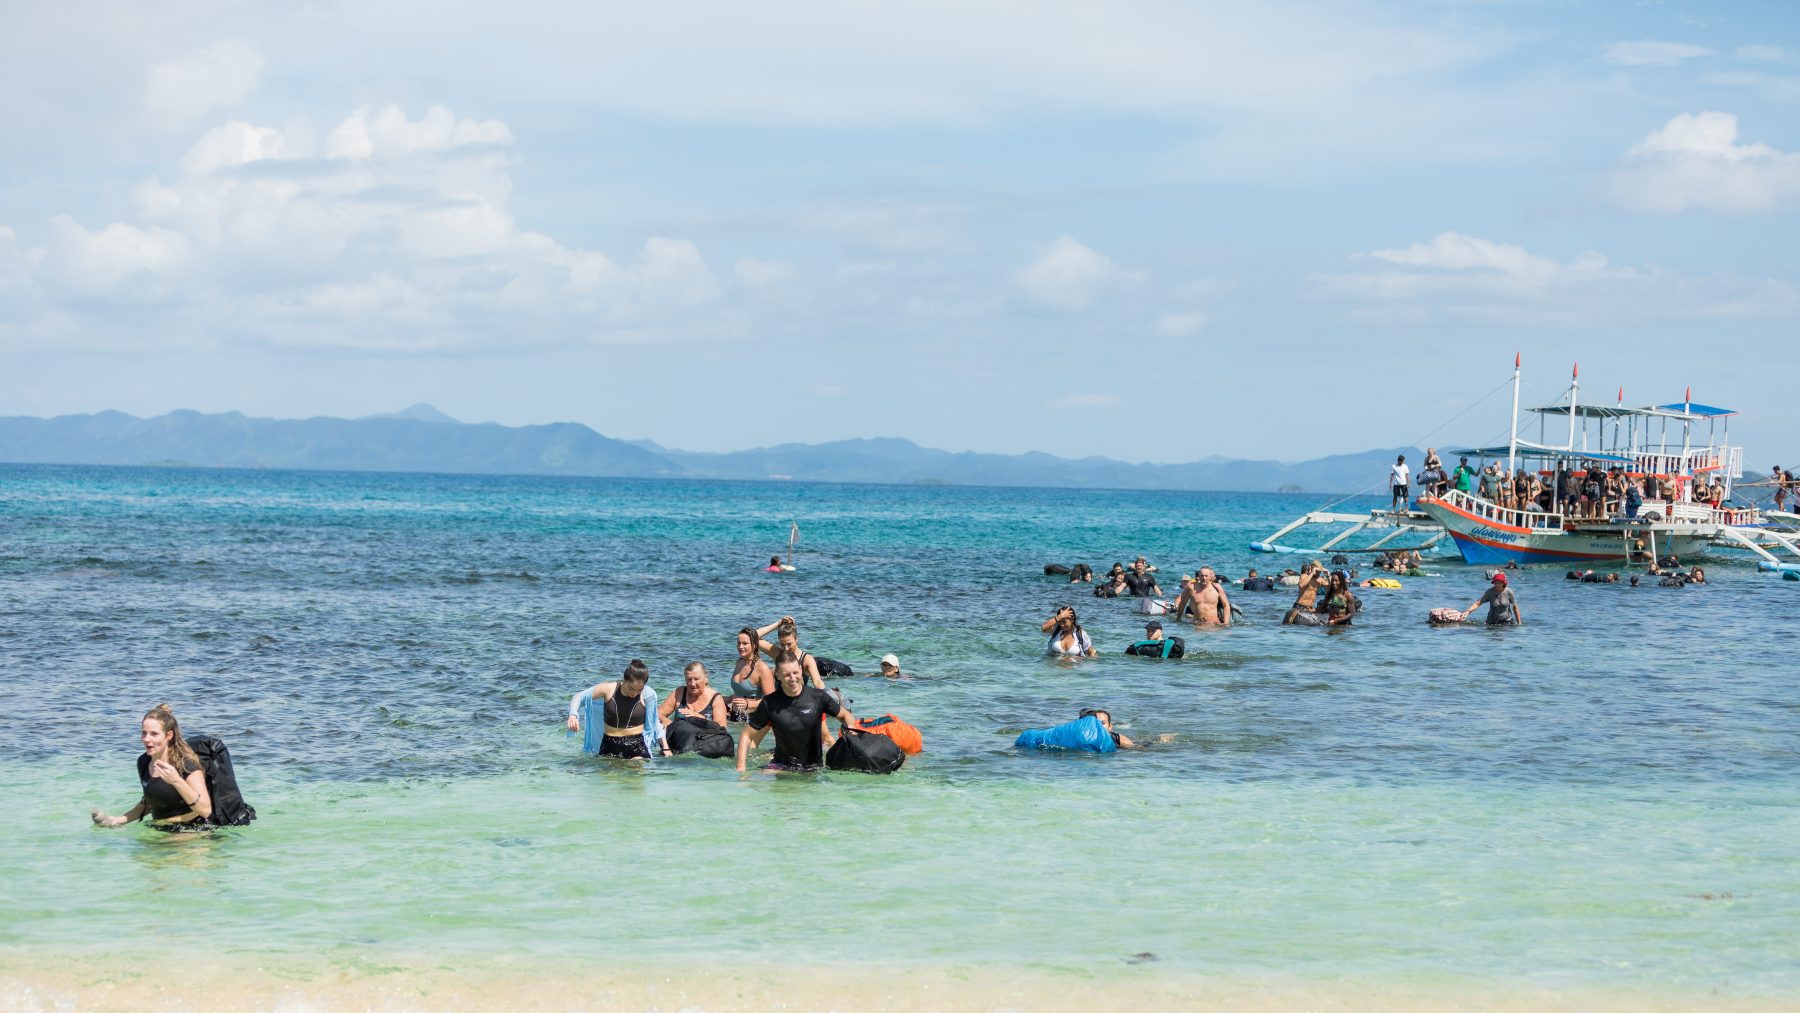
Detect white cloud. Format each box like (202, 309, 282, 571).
(1155, 311, 1208, 336)
(1603, 40, 1712, 66)
(143, 40, 264, 122)
(1012, 236, 1142, 312)
(1316, 231, 1798, 326)
(1610, 112, 1800, 214)
(324, 104, 511, 160)
(42, 215, 188, 297)
(733, 257, 797, 289)
(1736, 45, 1789, 63)
(1369, 232, 1561, 282)
(0, 103, 726, 350)
(1049, 393, 1120, 410)
(1700, 71, 1800, 103)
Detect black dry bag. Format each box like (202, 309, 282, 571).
(825, 729, 905, 774)
(1043, 563, 1072, 575)
(667, 715, 734, 758)
(814, 656, 855, 680)
(186, 734, 256, 826)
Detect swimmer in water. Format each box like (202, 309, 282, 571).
(1452, 572, 1523, 626)
(659, 661, 729, 729)
(876, 653, 904, 678)
(567, 659, 669, 759)
(755, 616, 829, 690)
(1082, 709, 1142, 749)
(765, 555, 794, 572)
(1174, 566, 1231, 625)
(91, 703, 214, 831)
(736, 651, 858, 772)
(1319, 570, 1357, 626)
(1282, 560, 1324, 625)
(727, 627, 773, 721)
(1042, 605, 1096, 657)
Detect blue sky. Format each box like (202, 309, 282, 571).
(1, 1, 1795, 463)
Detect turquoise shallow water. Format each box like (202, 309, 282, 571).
(2, 464, 1796, 992)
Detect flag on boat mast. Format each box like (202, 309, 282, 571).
(787, 522, 799, 568)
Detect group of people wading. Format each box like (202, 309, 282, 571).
(567, 615, 907, 773)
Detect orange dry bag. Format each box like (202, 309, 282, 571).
(854, 714, 923, 754)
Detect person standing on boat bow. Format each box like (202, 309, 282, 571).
(1451, 457, 1477, 495)
(1389, 455, 1410, 512)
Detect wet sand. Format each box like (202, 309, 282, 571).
(1, 954, 1789, 1012)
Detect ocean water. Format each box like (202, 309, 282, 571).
(2, 464, 1796, 993)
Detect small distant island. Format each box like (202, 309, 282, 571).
(0, 405, 1419, 495)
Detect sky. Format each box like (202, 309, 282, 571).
(1, 1, 1796, 463)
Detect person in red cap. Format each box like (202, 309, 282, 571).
(1457, 571, 1523, 626)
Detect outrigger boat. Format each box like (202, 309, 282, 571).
(1253, 357, 1800, 569)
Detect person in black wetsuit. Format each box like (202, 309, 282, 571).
(91, 703, 214, 832)
(736, 651, 858, 772)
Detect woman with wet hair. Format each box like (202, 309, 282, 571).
(1319, 570, 1357, 626)
(1041, 606, 1096, 657)
(91, 703, 213, 831)
(727, 626, 774, 721)
(567, 659, 668, 759)
(755, 616, 827, 689)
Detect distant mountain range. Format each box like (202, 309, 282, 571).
(0, 404, 1415, 494)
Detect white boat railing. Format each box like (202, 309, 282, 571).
(1711, 506, 1759, 527)
(1432, 489, 1565, 531)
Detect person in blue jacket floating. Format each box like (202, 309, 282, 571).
(1015, 709, 1142, 752)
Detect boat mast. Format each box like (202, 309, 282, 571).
(1614, 387, 1624, 454)
(1508, 352, 1521, 474)
(1680, 386, 1692, 502)
(1567, 362, 1579, 452)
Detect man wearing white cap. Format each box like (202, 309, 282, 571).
(877, 654, 903, 678)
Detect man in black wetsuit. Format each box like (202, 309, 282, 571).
(737, 651, 859, 772)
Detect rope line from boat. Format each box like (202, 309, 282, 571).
(1310, 373, 1520, 515)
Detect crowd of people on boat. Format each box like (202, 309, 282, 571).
(1399, 448, 1740, 521)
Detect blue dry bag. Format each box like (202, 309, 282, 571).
(1014, 714, 1117, 753)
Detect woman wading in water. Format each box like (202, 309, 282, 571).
(91, 704, 213, 832)
(567, 659, 669, 759)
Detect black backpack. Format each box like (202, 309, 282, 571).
(825, 729, 905, 774)
(666, 714, 735, 758)
(187, 734, 256, 826)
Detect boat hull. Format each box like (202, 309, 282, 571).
(1419, 499, 1715, 565)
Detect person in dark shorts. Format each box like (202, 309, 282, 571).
(737, 652, 859, 772)
(568, 659, 669, 759)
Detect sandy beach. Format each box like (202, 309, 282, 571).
(2, 953, 1792, 1013)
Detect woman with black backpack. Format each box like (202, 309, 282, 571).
(658, 662, 734, 757)
(90, 703, 213, 832)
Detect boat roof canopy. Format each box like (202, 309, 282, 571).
(1655, 402, 1736, 418)
(1527, 402, 1737, 421)
(1449, 444, 1635, 464)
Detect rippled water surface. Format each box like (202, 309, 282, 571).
(2, 464, 1795, 992)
